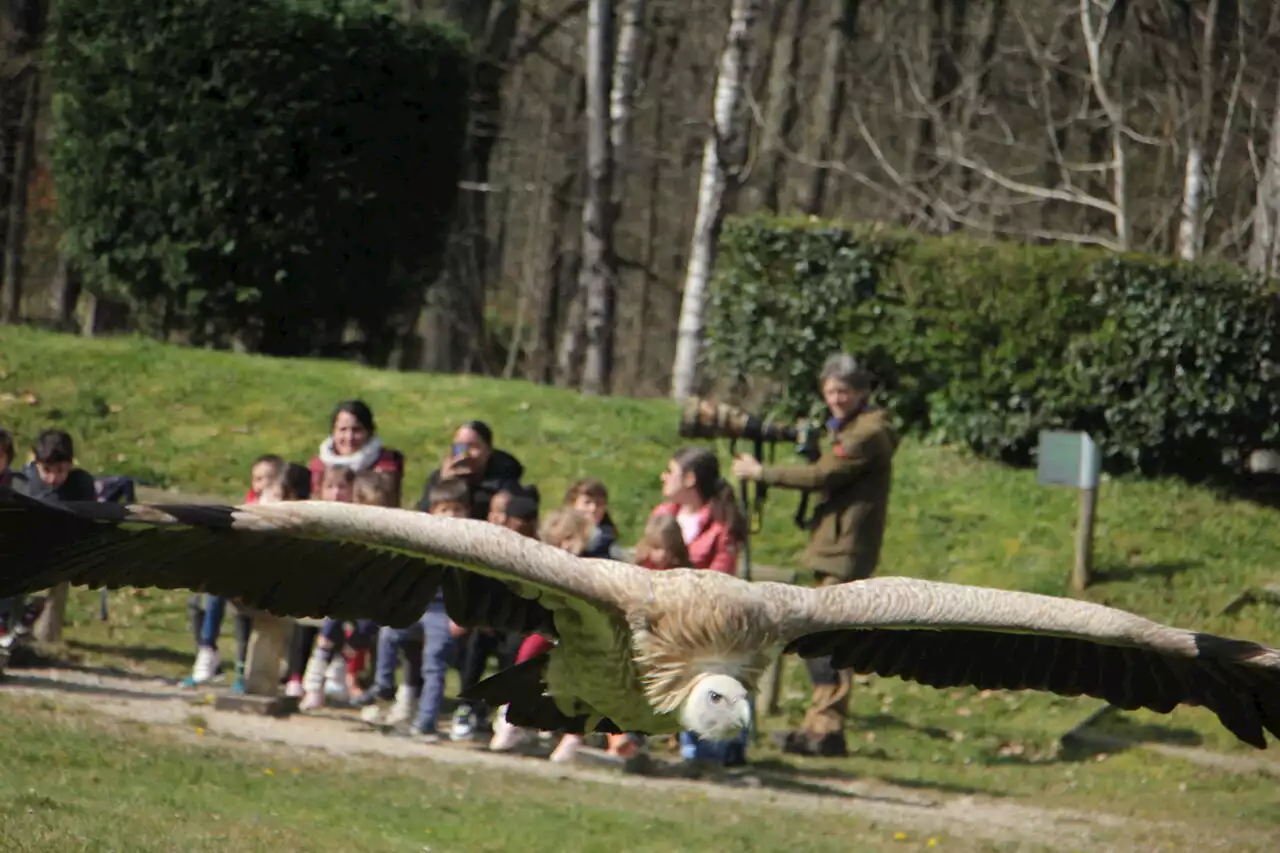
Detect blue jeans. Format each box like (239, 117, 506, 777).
(0, 596, 22, 630)
(679, 696, 753, 765)
(320, 617, 380, 650)
(200, 596, 227, 646)
(374, 624, 425, 698)
(417, 595, 456, 734)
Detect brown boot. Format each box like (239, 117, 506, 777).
(771, 729, 849, 757)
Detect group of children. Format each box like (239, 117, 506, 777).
(182, 454, 696, 764)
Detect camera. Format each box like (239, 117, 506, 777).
(678, 397, 822, 461)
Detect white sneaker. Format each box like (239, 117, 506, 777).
(299, 689, 325, 711)
(386, 685, 419, 727)
(323, 655, 348, 701)
(185, 646, 221, 687)
(549, 733, 582, 763)
(450, 705, 475, 741)
(488, 704, 528, 752)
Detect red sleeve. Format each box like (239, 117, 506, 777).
(704, 531, 739, 575)
(373, 449, 406, 489)
(243, 490, 258, 504)
(308, 456, 325, 496)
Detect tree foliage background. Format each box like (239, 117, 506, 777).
(49, 0, 471, 360)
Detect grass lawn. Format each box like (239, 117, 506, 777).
(2, 327, 1280, 849)
(1, 694, 989, 853)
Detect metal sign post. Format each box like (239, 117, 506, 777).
(1036, 431, 1102, 592)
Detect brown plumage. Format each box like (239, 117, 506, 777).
(2, 488, 1280, 747)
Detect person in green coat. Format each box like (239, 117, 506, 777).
(732, 353, 899, 757)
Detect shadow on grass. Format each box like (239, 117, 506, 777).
(743, 756, 1004, 798)
(1090, 560, 1201, 585)
(64, 639, 194, 667)
(0, 670, 197, 704)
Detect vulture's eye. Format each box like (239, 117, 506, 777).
(708, 691, 723, 704)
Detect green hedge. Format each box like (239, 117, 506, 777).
(702, 216, 1280, 482)
(50, 0, 471, 359)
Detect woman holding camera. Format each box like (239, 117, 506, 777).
(731, 353, 900, 758)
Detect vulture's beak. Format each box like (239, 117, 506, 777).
(736, 701, 752, 732)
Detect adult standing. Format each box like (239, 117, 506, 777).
(731, 353, 899, 757)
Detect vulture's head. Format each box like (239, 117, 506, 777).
(680, 673, 751, 741)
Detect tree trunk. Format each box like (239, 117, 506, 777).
(1079, 0, 1131, 250)
(1248, 88, 1280, 275)
(798, 0, 859, 216)
(579, 0, 619, 396)
(428, 0, 521, 374)
(628, 15, 676, 390)
(740, 0, 809, 213)
(48, 249, 82, 330)
(669, 0, 762, 401)
(539, 73, 586, 386)
(1177, 140, 1206, 261)
(0, 68, 39, 323)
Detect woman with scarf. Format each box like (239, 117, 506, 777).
(286, 400, 405, 703)
(306, 400, 405, 499)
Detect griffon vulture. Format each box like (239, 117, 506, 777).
(2, 488, 1279, 748)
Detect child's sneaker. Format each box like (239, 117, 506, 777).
(284, 677, 304, 698)
(180, 646, 221, 688)
(386, 685, 419, 727)
(487, 704, 528, 752)
(549, 733, 582, 763)
(449, 705, 475, 741)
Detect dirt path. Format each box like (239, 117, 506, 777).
(2, 664, 1255, 852)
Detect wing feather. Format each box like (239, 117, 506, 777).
(775, 576, 1280, 748)
(0, 490, 648, 632)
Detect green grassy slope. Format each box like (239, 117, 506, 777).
(2, 327, 1279, 840)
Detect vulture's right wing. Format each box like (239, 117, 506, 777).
(771, 576, 1280, 749)
(0, 488, 652, 634)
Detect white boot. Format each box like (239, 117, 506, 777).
(323, 655, 348, 701)
(299, 646, 331, 711)
(386, 684, 419, 726)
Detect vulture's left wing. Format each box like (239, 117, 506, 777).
(771, 575, 1280, 749)
(0, 488, 650, 633)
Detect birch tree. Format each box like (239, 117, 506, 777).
(579, 0, 618, 395)
(1173, 0, 1241, 262)
(1248, 88, 1280, 276)
(579, 0, 646, 394)
(669, 0, 762, 402)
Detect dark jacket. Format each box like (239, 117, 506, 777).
(416, 449, 525, 520)
(758, 407, 899, 582)
(14, 462, 98, 502)
(583, 514, 620, 560)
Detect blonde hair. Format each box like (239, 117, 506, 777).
(564, 477, 608, 506)
(539, 507, 594, 556)
(321, 465, 356, 491)
(352, 469, 400, 508)
(634, 514, 691, 569)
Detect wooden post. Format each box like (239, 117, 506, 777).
(242, 613, 291, 696)
(32, 581, 69, 644)
(1072, 487, 1097, 592)
(1037, 430, 1101, 594)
